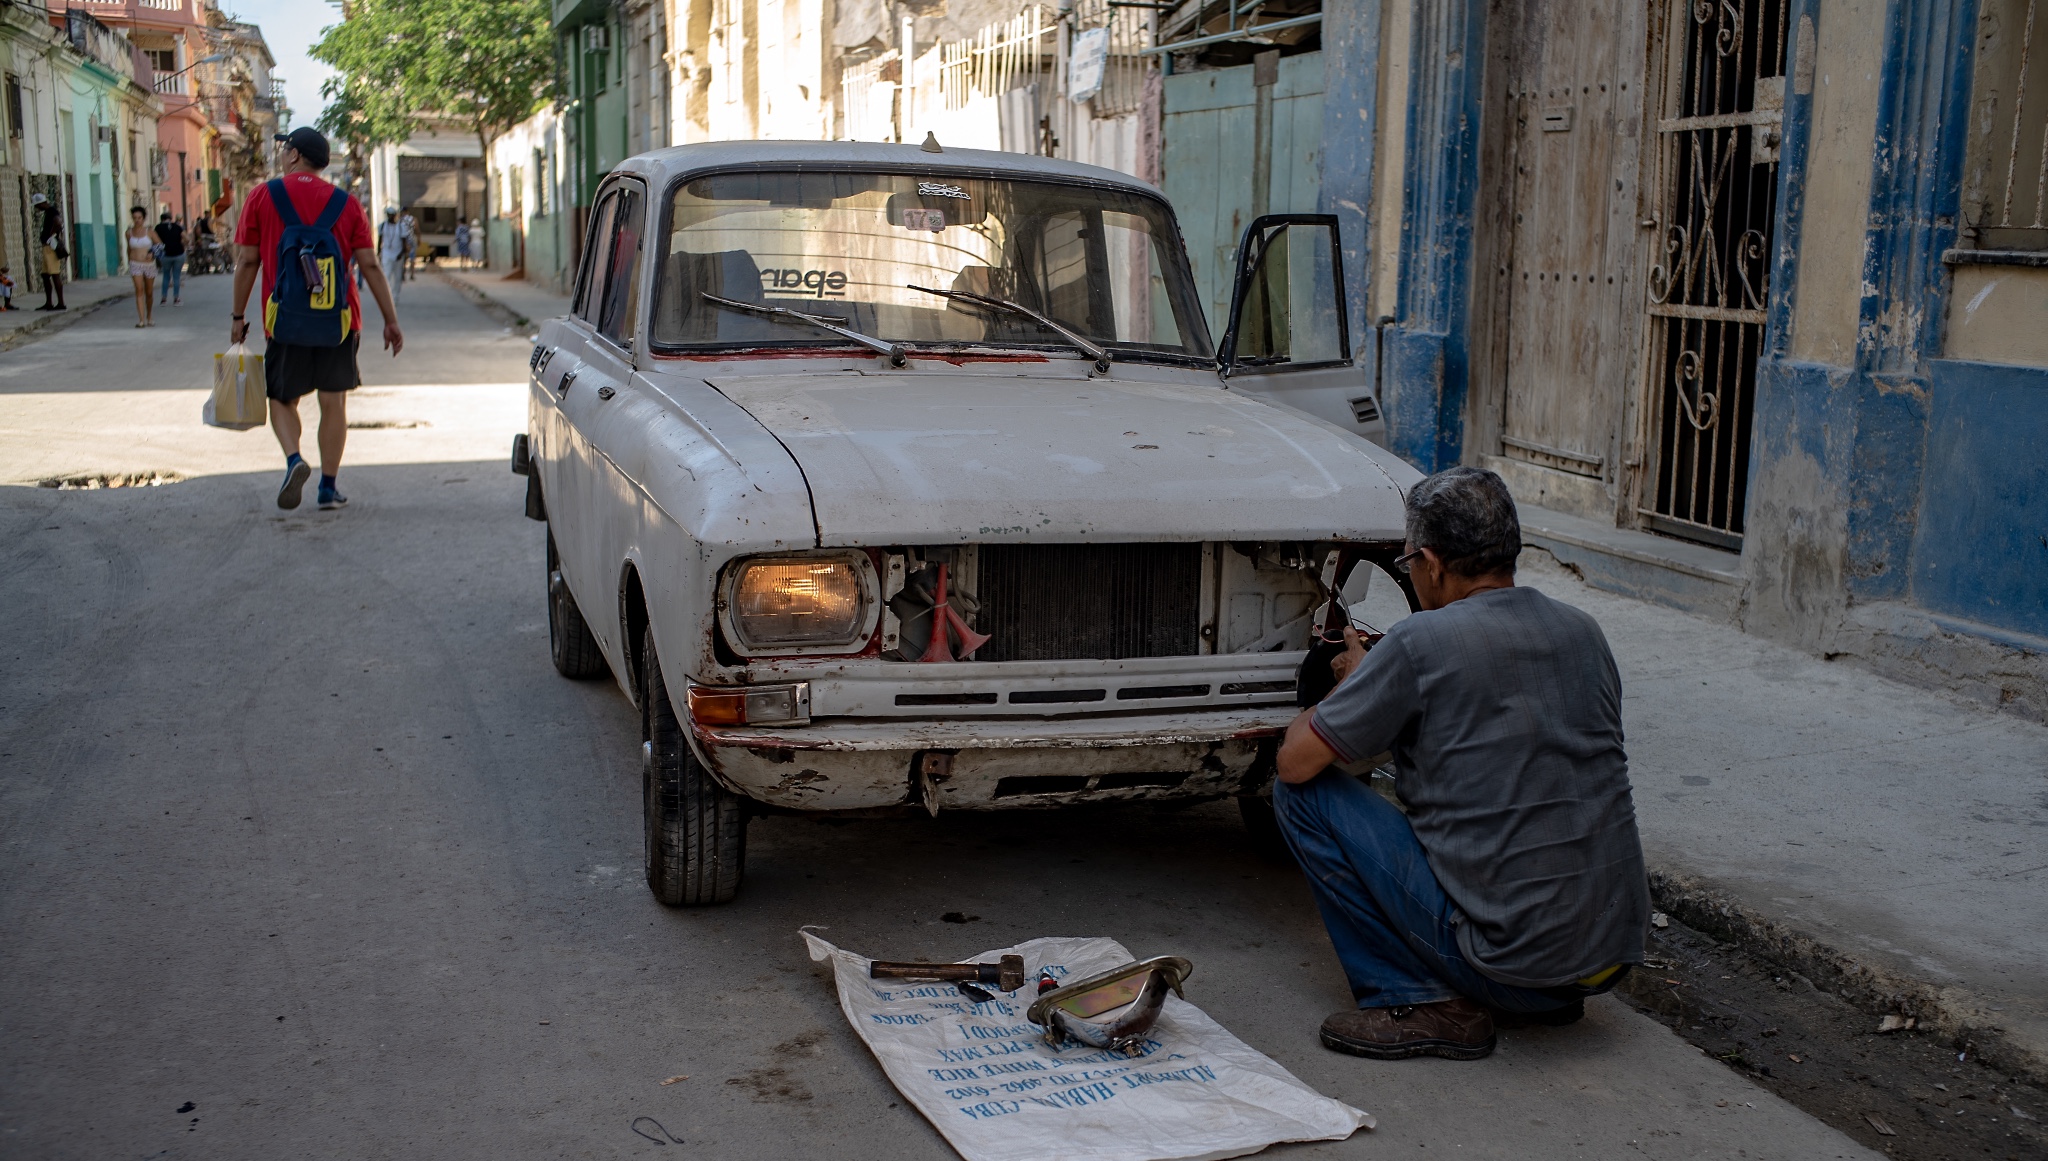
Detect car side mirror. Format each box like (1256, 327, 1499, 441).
(1217, 214, 1351, 377)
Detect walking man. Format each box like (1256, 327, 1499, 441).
(1272, 466, 1648, 1061)
(377, 206, 406, 303)
(230, 127, 404, 511)
(155, 210, 186, 305)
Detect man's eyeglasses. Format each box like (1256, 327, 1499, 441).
(1393, 547, 1424, 575)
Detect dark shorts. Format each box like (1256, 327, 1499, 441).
(265, 333, 361, 402)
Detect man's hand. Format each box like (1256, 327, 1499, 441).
(383, 319, 404, 355)
(1329, 625, 1369, 684)
(229, 318, 249, 345)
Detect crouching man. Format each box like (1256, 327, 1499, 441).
(1273, 466, 1648, 1061)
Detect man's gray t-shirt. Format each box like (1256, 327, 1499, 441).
(1309, 585, 1648, 988)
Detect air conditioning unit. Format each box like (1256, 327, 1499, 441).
(583, 24, 610, 53)
(96, 124, 116, 144)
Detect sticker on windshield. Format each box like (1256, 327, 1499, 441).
(760, 267, 849, 298)
(898, 208, 947, 232)
(917, 181, 970, 200)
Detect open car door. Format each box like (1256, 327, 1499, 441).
(1216, 214, 1386, 446)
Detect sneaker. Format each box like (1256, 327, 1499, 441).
(1319, 997, 1497, 1061)
(317, 487, 348, 510)
(277, 460, 313, 510)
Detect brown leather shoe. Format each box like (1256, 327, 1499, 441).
(1319, 997, 1497, 1060)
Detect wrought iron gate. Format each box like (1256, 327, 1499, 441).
(1640, 0, 1787, 549)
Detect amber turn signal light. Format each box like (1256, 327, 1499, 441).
(686, 682, 811, 726)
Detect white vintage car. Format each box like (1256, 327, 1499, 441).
(512, 140, 1422, 904)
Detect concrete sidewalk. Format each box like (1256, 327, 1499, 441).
(445, 262, 2048, 1080)
(0, 274, 142, 349)
(439, 266, 570, 332)
(1517, 553, 2048, 1080)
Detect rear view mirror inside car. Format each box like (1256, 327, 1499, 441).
(885, 190, 986, 230)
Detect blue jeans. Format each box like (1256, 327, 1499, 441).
(159, 255, 184, 301)
(1273, 770, 1580, 1014)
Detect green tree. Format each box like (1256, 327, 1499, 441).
(313, 0, 553, 242)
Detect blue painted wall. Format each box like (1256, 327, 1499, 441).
(1380, 0, 1486, 473)
(1318, 0, 1378, 380)
(1909, 360, 2048, 637)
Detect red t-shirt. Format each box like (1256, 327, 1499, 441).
(235, 173, 375, 335)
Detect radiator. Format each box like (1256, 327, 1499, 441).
(974, 544, 1204, 662)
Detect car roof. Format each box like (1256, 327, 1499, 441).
(613, 139, 1167, 199)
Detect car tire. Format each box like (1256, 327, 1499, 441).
(642, 628, 747, 905)
(1237, 794, 1294, 865)
(547, 531, 608, 679)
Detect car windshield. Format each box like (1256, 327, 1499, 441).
(650, 170, 1212, 360)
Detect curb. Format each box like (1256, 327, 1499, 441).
(0, 292, 131, 353)
(1648, 866, 2043, 1087)
(435, 269, 532, 332)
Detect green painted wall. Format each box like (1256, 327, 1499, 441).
(1162, 52, 1324, 335)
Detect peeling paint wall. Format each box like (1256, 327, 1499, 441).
(1909, 360, 2048, 638)
(1943, 265, 2048, 365)
(1788, 0, 1886, 366)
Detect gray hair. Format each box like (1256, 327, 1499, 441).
(1405, 466, 1521, 577)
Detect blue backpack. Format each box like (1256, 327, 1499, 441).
(263, 178, 352, 346)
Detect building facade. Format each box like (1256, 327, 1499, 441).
(367, 121, 486, 258)
(1316, 0, 2046, 711)
(0, 6, 162, 282)
(57, 0, 280, 239)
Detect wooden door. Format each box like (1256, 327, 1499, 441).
(1497, 0, 1645, 484)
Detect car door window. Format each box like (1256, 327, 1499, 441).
(598, 186, 645, 348)
(573, 192, 619, 324)
(1221, 217, 1348, 371)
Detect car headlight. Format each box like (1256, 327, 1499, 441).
(722, 553, 877, 654)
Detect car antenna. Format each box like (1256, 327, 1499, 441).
(921, 131, 943, 153)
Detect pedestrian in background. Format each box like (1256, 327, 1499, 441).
(0, 267, 16, 310)
(378, 206, 406, 303)
(155, 211, 187, 305)
(33, 193, 66, 311)
(193, 212, 215, 273)
(230, 127, 404, 512)
(125, 207, 157, 328)
(453, 218, 471, 269)
(400, 210, 418, 279)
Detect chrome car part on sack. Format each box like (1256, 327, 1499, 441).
(1027, 956, 1193, 1054)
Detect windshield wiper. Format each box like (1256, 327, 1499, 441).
(907, 284, 1113, 373)
(701, 293, 907, 367)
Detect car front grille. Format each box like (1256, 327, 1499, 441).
(974, 543, 1203, 662)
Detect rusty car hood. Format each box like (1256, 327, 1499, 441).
(701, 366, 1418, 545)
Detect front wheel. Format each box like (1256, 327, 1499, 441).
(642, 628, 747, 905)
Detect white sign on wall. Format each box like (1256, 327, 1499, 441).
(1068, 27, 1111, 104)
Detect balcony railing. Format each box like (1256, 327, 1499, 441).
(77, 0, 189, 18)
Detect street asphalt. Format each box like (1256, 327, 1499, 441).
(0, 270, 1884, 1158)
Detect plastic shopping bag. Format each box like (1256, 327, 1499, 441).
(206, 343, 267, 430)
(803, 930, 1374, 1161)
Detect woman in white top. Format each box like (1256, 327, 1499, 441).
(125, 206, 156, 327)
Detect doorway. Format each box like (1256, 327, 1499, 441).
(1493, 0, 1650, 506)
(1637, 0, 1787, 549)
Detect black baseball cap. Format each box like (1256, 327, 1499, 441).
(274, 127, 330, 169)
